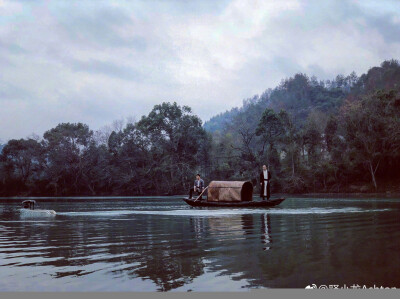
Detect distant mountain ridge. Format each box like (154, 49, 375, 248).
(203, 59, 400, 132)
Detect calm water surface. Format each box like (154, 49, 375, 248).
(0, 196, 399, 291)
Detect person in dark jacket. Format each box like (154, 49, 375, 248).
(259, 165, 271, 200)
(189, 174, 205, 200)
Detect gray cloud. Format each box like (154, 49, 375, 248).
(0, 0, 400, 141)
(53, 4, 139, 48)
(0, 40, 27, 55)
(0, 82, 30, 100)
(366, 15, 400, 44)
(69, 59, 143, 81)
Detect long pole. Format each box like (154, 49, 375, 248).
(194, 186, 208, 202)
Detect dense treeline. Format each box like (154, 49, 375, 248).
(0, 103, 210, 196)
(207, 59, 400, 193)
(1, 60, 400, 196)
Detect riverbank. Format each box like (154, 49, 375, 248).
(294, 192, 400, 198)
(1, 192, 399, 202)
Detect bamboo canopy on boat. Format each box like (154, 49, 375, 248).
(22, 200, 36, 210)
(207, 181, 253, 202)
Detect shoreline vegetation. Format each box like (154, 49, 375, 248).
(1, 192, 400, 202)
(1, 59, 400, 197)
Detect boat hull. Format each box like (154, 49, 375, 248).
(19, 209, 56, 216)
(183, 198, 285, 208)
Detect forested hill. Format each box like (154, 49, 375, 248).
(203, 107, 240, 133)
(203, 59, 400, 194)
(203, 59, 400, 132)
(1, 60, 400, 196)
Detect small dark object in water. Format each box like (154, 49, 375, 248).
(22, 200, 36, 210)
(20, 200, 56, 216)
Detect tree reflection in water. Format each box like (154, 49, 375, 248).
(2, 198, 400, 291)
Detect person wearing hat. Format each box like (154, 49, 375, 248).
(189, 174, 205, 200)
(259, 165, 271, 200)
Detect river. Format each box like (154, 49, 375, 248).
(0, 196, 399, 291)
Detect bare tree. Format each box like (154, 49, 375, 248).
(93, 125, 113, 146)
(112, 119, 125, 132)
(126, 115, 137, 125)
(26, 133, 41, 142)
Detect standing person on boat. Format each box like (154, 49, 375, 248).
(259, 165, 271, 200)
(189, 174, 205, 200)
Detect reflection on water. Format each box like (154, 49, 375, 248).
(261, 214, 272, 251)
(0, 197, 399, 291)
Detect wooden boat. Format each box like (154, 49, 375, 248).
(20, 200, 56, 216)
(183, 180, 285, 208)
(183, 197, 285, 208)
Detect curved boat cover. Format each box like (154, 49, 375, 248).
(207, 181, 253, 202)
(22, 200, 36, 204)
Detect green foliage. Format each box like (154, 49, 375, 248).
(203, 108, 240, 133)
(268, 73, 346, 123)
(1, 60, 400, 196)
(256, 109, 284, 145)
(341, 89, 400, 190)
(351, 59, 400, 96)
(0, 139, 43, 194)
(136, 102, 207, 194)
(204, 59, 400, 193)
(41, 123, 94, 195)
(0, 103, 210, 196)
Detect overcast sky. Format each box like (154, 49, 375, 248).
(1, 0, 400, 141)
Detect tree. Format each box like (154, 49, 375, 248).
(342, 90, 400, 190)
(278, 110, 299, 176)
(137, 102, 207, 194)
(302, 119, 323, 166)
(325, 116, 338, 153)
(80, 143, 112, 195)
(256, 108, 284, 158)
(42, 123, 93, 195)
(0, 138, 43, 187)
(226, 100, 267, 181)
(107, 123, 153, 195)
